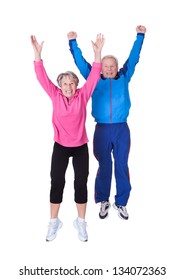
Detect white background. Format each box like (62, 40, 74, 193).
(0, 0, 184, 279)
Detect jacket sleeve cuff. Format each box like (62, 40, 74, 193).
(33, 60, 43, 65)
(92, 62, 102, 68)
(137, 33, 145, 37)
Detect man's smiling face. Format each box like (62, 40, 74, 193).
(101, 57, 118, 78)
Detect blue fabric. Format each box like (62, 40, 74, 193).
(93, 123, 131, 206)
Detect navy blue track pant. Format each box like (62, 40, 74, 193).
(93, 123, 131, 206)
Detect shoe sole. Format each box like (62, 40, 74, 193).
(113, 203, 129, 220)
(46, 222, 63, 242)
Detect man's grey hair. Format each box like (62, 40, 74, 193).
(102, 55, 118, 67)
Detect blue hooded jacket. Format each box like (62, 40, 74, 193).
(69, 33, 145, 123)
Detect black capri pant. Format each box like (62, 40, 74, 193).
(50, 142, 89, 204)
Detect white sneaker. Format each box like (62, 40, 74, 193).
(113, 203, 129, 220)
(46, 218, 63, 241)
(73, 218, 88, 242)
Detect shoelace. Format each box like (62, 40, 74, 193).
(101, 201, 108, 212)
(118, 206, 127, 215)
(78, 221, 87, 235)
(47, 222, 58, 233)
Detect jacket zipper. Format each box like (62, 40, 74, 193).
(110, 79, 112, 123)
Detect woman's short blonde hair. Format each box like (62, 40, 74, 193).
(57, 71, 79, 87)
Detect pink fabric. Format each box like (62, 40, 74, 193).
(34, 60, 101, 147)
